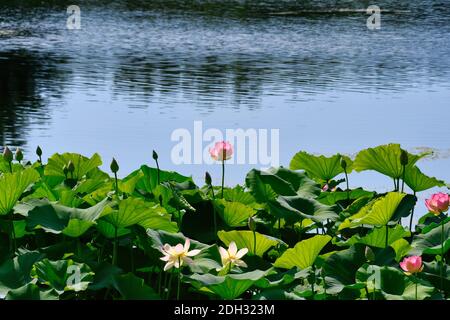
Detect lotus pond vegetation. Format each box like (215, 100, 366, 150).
(0, 143, 448, 300)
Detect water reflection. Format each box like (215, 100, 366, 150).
(0, 50, 70, 146)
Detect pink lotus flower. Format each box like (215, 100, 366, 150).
(400, 256, 423, 275)
(209, 141, 233, 161)
(425, 192, 449, 215)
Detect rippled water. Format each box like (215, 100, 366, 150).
(0, 1, 449, 217)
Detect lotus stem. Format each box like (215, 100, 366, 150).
(155, 159, 160, 185)
(401, 165, 406, 193)
(177, 258, 181, 300)
(409, 191, 416, 231)
(415, 279, 418, 300)
(8, 162, 12, 173)
(114, 172, 119, 194)
(344, 169, 350, 202)
(221, 159, 225, 198)
(311, 264, 316, 295)
(440, 217, 445, 295)
(112, 226, 118, 266)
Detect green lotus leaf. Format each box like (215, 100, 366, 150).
(213, 199, 255, 227)
(274, 235, 331, 269)
(5, 283, 59, 300)
(0, 168, 40, 215)
(353, 144, 428, 179)
(271, 195, 338, 223)
(32, 259, 94, 293)
(322, 244, 367, 294)
(16, 198, 108, 236)
(112, 273, 159, 300)
(218, 230, 284, 257)
(410, 219, 450, 255)
(139, 165, 194, 192)
(356, 265, 435, 300)
(104, 197, 172, 229)
(186, 270, 267, 300)
(337, 224, 410, 248)
(403, 165, 446, 193)
(339, 192, 406, 230)
(96, 219, 130, 239)
(290, 151, 353, 182)
(390, 239, 412, 262)
(45, 153, 102, 180)
(245, 167, 320, 203)
(317, 189, 375, 206)
(222, 186, 256, 205)
(0, 251, 44, 299)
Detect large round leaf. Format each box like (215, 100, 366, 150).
(0, 168, 39, 215)
(218, 230, 284, 257)
(290, 151, 353, 182)
(403, 165, 446, 193)
(213, 199, 255, 227)
(186, 270, 267, 300)
(45, 153, 102, 180)
(274, 235, 331, 269)
(353, 144, 428, 179)
(338, 192, 406, 230)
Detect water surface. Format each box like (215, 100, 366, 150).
(1, 0, 449, 219)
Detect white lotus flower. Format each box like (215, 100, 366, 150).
(160, 238, 201, 271)
(218, 241, 248, 270)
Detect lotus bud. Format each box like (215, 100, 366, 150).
(3, 146, 13, 163)
(152, 150, 158, 161)
(248, 216, 257, 232)
(67, 160, 75, 173)
(365, 246, 375, 262)
(15, 147, 23, 162)
(205, 171, 212, 186)
(400, 150, 409, 166)
(110, 158, 119, 173)
(36, 146, 42, 157)
(340, 156, 347, 170)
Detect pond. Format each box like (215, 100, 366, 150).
(1, 0, 449, 220)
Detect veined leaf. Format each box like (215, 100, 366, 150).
(245, 167, 320, 203)
(112, 273, 159, 300)
(16, 198, 108, 237)
(404, 165, 446, 192)
(410, 219, 450, 255)
(290, 151, 353, 182)
(338, 192, 406, 230)
(353, 144, 428, 179)
(186, 270, 267, 300)
(274, 235, 331, 269)
(32, 259, 94, 293)
(104, 198, 167, 229)
(45, 153, 102, 180)
(218, 230, 284, 257)
(271, 195, 338, 223)
(0, 168, 40, 215)
(213, 199, 255, 227)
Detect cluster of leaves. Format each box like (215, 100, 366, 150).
(0, 143, 448, 300)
